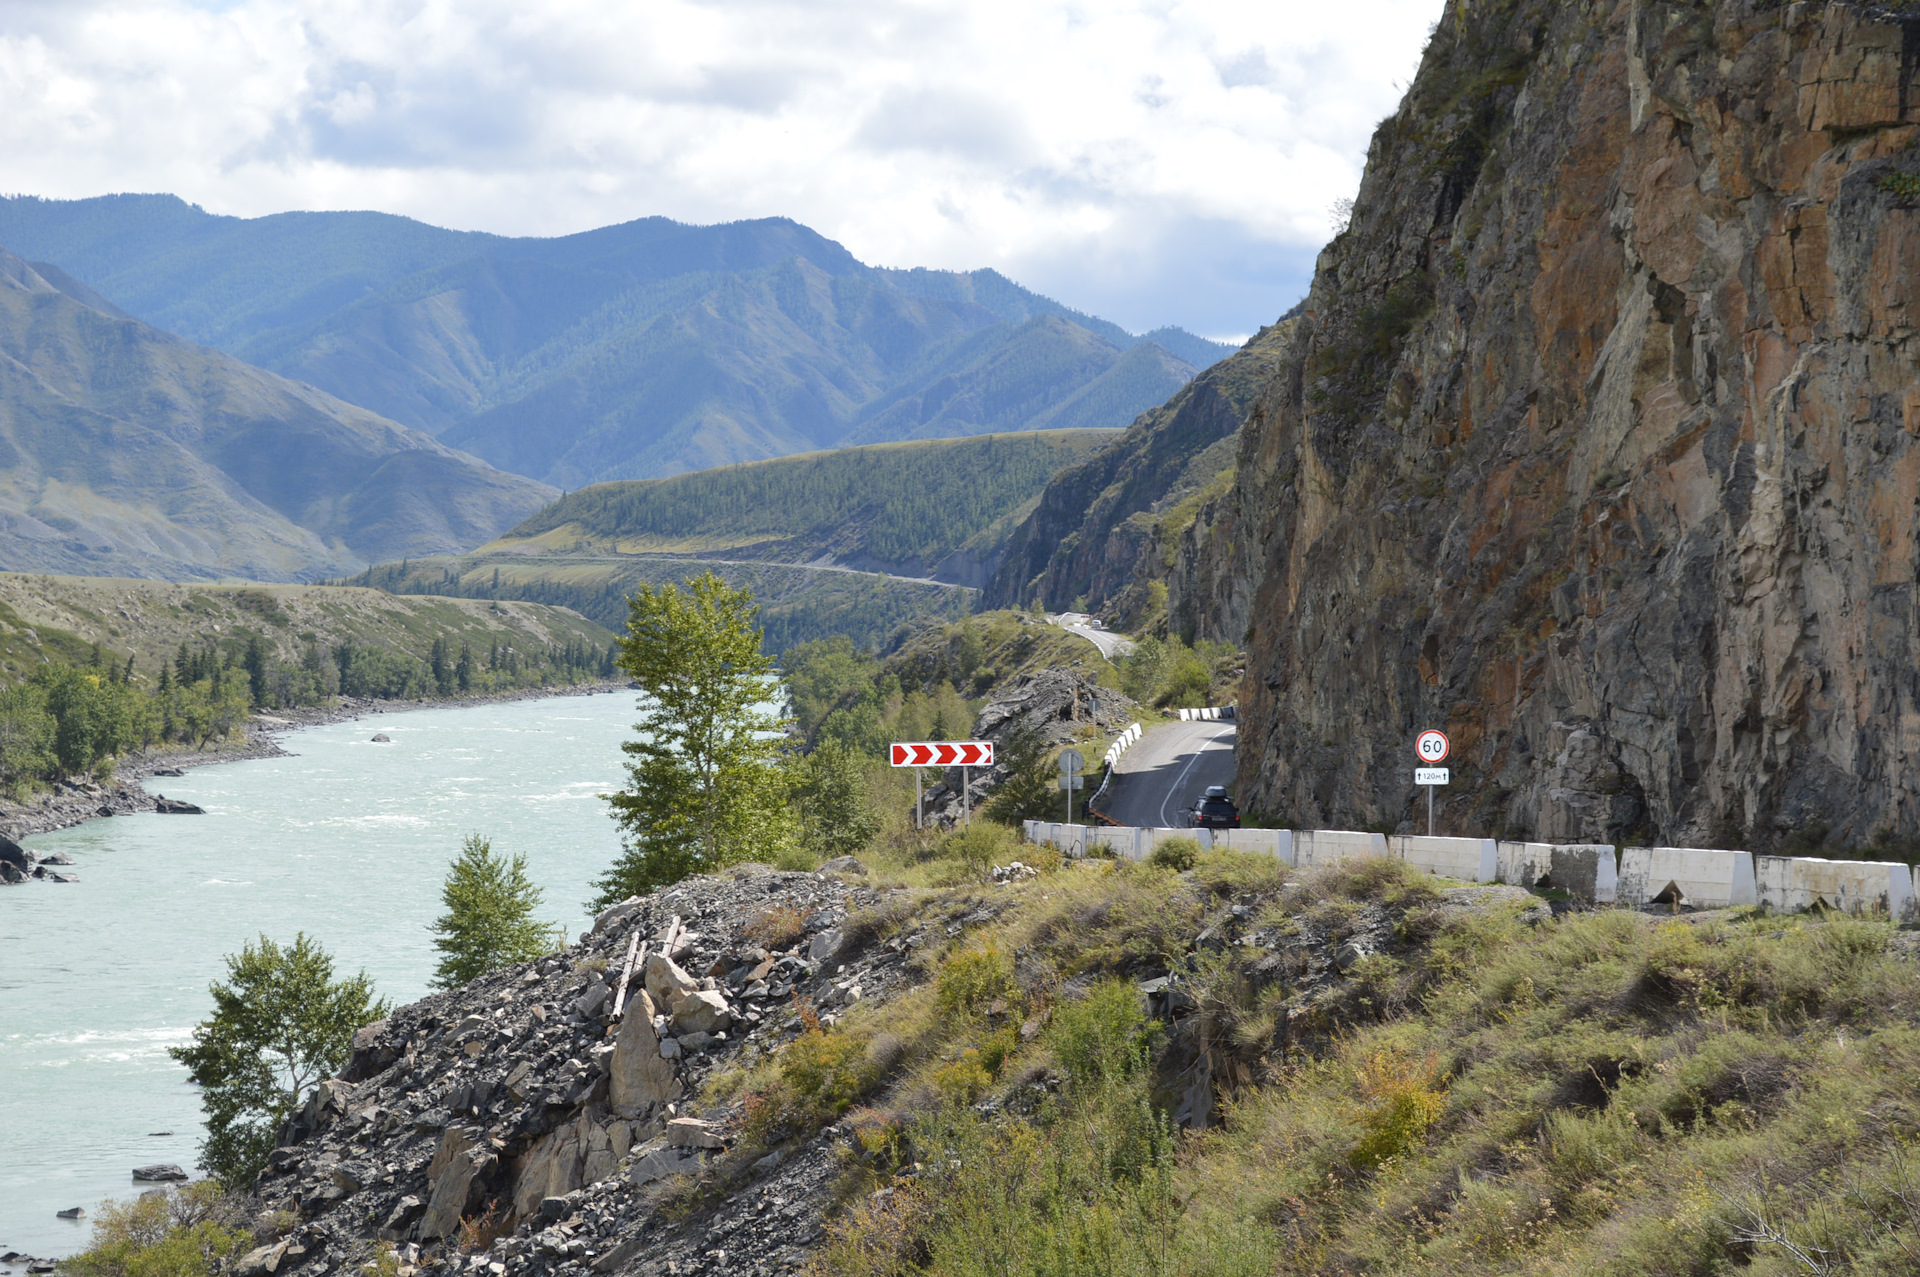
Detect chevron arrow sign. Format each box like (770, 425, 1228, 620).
(889, 741, 994, 767)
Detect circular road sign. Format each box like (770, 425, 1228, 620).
(1415, 730, 1451, 764)
(1058, 748, 1085, 774)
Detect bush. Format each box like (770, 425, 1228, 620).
(430, 835, 555, 989)
(1347, 1047, 1446, 1168)
(935, 947, 1014, 1017)
(1147, 836, 1201, 872)
(1048, 980, 1159, 1089)
(943, 823, 1018, 877)
(63, 1183, 252, 1277)
(741, 1025, 882, 1147)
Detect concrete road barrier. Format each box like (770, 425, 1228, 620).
(1390, 835, 1497, 883)
(1617, 846, 1757, 909)
(1496, 841, 1618, 903)
(1293, 830, 1389, 868)
(1211, 828, 1294, 864)
(1176, 707, 1236, 721)
(1755, 855, 1916, 918)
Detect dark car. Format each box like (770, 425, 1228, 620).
(1189, 785, 1240, 829)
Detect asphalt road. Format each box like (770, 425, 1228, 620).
(1093, 719, 1237, 829)
(1049, 612, 1137, 659)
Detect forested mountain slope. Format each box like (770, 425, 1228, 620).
(489, 430, 1113, 586)
(0, 247, 554, 582)
(0, 197, 1231, 484)
(1160, 0, 1920, 853)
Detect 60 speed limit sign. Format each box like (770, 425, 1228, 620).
(1415, 729, 1450, 763)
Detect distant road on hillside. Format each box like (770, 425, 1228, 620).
(1050, 612, 1137, 659)
(1095, 719, 1237, 830)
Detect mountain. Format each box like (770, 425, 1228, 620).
(488, 429, 1115, 586)
(984, 315, 1294, 622)
(0, 246, 555, 582)
(0, 196, 1234, 484)
(351, 430, 1116, 650)
(1149, 0, 1920, 851)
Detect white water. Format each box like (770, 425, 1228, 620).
(0, 693, 643, 1258)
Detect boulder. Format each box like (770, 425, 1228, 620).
(576, 981, 610, 1019)
(0, 836, 32, 870)
(236, 1241, 289, 1277)
(665, 1117, 723, 1149)
(643, 953, 698, 1009)
(592, 896, 643, 935)
(808, 928, 845, 964)
(153, 798, 204, 814)
(131, 1164, 187, 1181)
(817, 856, 868, 876)
(56, 1208, 84, 1219)
(370, 734, 391, 743)
(628, 1145, 702, 1187)
(670, 991, 732, 1035)
(608, 990, 681, 1116)
(0, 861, 25, 885)
(152, 767, 185, 777)
(38, 853, 73, 866)
(510, 1117, 587, 1221)
(418, 1128, 491, 1241)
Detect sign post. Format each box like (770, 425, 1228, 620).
(1058, 748, 1084, 826)
(1414, 730, 1450, 836)
(890, 742, 995, 830)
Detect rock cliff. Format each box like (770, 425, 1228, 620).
(1196, 0, 1920, 848)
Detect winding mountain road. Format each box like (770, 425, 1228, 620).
(1049, 612, 1137, 659)
(1093, 718, 1237, 829)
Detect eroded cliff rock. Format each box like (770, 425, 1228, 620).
(1208, 0, 1920, 848)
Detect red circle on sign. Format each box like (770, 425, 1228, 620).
(1415, 730, 1450, 763)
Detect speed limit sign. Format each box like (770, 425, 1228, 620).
(1415, 729, 1450, 763)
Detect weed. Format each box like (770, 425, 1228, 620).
(455, 1199, 505, 1253)
(1147, 836, 1201, 872)
(1347, 1048, 1446, 1169)
(934, 947, 1013, 1017)
(745, 904, 808, 951)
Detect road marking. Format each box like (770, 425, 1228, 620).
(1157, 724, 1232, 828)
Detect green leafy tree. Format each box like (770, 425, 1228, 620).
(983, 722, 1061, 825)
(431, 834, 554, 988)
(790, 740, 881, 860)
(243, 637, 268, 706)
(594, 573, 793, 906)
(168, 933, 387, 1187)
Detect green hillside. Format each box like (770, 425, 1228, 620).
(348, 555, 974, 654)
(491, 430, 1114, 579)
(0, 196, 1232, 484)
(0, 247, 555, 582)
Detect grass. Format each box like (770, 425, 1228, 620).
(730, 838, 1920, 1276)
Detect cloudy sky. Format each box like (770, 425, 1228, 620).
(0, 0, 1440, 340)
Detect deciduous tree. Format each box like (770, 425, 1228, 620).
(431, 834, 554, 988)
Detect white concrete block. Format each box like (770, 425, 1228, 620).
(1293, 830, 1389, 868)
(1390, 836, 1497, 883)
(1617, 847, 1756, 909)
(1494, 841, 1617, 903)
(1754, 855, 1915, 918)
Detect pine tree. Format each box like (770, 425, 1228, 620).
(456, 643, 474, 692)
(430, 835, 553, 989)
(244, 637, 268, 706)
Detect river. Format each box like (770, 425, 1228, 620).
(0, 693, 643, 1259)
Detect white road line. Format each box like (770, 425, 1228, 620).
(1157, 727, 1226, 828)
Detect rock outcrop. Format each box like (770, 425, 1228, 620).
(1183, 0, 1920, 848)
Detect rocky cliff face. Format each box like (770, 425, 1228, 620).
(1200, 0, 1920, 848)
(984, 319, 1294, 629)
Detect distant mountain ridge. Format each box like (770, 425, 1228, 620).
(0, 245, 555, 582)
(0, 195, 1235, 485)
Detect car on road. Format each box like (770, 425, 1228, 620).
(1189, 785, 1240, 829)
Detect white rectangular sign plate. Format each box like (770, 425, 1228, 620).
(1415, 767, 1449, 785)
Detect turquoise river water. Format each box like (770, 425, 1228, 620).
(0, 693, 645, 1259)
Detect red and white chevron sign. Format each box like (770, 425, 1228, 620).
(889, 741, 994, 767)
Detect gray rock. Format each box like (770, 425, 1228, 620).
(643, 953, 698, 1009)
(628, 1146, 702, 1186)
(38, 853, 72, 866)
(670, 990, 732, 1035)
(817, 856, 867, 876)
(0, 836, 32, 871)
(152, 797, 203, 814)
(576, 981, 610, 1019)
(666, 1117, 723, 1149)
(370, 734, 391, 743)
(608, 990, 681, 1116)
(131, 1164, 187, 1181)
(808, 929, 845, 964)
(55, 1208, 83, 1219)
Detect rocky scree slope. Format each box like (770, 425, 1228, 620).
(1172, 0, 1920, 850)
(241, 855, 1538, 1277)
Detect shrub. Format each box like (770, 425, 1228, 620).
(430, 835, 555, 989)
(935, 947, 1014, 1017)
(1147, 836, 1201, 872)
(944, 822, 1018, 876)
(741, 1025, 881, 1146)
(63, 1183, 251, 1277)
(745, 904, 809, 951)
(1048, 980, 1159, 1089)
(1347, 1047, 1446, 1169)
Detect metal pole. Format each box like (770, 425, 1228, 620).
(963, 766, 971, 828)
(1426, 783, 1434, 837)
(915, 767, 922, 830)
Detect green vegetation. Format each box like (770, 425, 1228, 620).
(430, 835, 557, 989)
(61, 1182, 254, 1277)
(757, 846, 1920, 1277)
(595, 574, 795, 906)
(169, 933, 388, 1187)
(497, 432, 1115, 570)
(345, 554, 975, 655)
(1115, 633, 1240, 709)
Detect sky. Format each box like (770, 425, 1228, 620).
(0, 0, 1441, 341)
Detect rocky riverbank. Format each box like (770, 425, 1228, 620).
(0, 680, 629, 861)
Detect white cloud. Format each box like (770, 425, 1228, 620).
(0, 0, 1439, 337)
